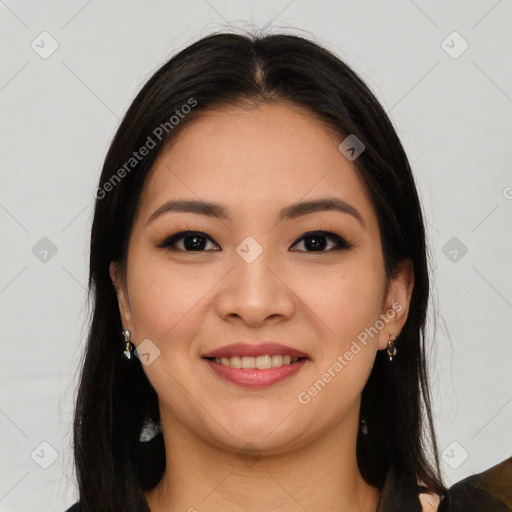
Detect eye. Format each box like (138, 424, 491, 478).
(156, 231, 220, 252)
(156, 230, 354, 253)
(290, 231, 353, 252)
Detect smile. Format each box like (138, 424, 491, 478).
(205, 354, 304, 369)
(202, 356, 308, 388)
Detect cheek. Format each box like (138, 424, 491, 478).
(294, 264, 382, 418)
(295, 259, 384, 346)
(126, 255, 212, 406)
(126, 253, 212, 347)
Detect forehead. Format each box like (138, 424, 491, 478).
(136, 102, 376, 226)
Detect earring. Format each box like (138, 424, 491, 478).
(122, 329, 133, 359)
(361, 418, 368, 435)
(387, 334, 397, 362)
(139, 416, 162, 442)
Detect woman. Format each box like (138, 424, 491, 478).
(65, 31, 511, 511)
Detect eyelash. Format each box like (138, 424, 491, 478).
(156, 230, 354, 253)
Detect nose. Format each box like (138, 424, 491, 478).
(215, 249, 296, 328)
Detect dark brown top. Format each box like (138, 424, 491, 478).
(376, 455, 512, 511)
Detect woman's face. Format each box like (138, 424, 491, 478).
(110, 102, 413, 454)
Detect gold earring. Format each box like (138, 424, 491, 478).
(387, 334, 397, 361)
(122, 329, 133, 359)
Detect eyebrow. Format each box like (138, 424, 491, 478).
(146, 197, 364, 227)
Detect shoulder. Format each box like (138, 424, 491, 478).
(64, 503, 80, 512)
(438, 456, 512, 512)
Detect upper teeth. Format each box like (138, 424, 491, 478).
(214, 355, 300, 369)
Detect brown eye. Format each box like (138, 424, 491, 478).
(156, 230, 353, 254)
(290, 231, 353, 252)
(157, 231, 220, 252)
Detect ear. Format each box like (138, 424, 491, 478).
(377, 258, 415, 351)
(109, 261, 133, 331)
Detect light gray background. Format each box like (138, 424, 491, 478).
(1, 1, 511, 511)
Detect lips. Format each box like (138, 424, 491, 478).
(201, 342, 309, 359)
(203, 357, 308, 388)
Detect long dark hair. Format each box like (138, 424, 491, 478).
(72, 30, 447, 511)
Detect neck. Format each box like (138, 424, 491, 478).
(145, 408, 381, 511)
